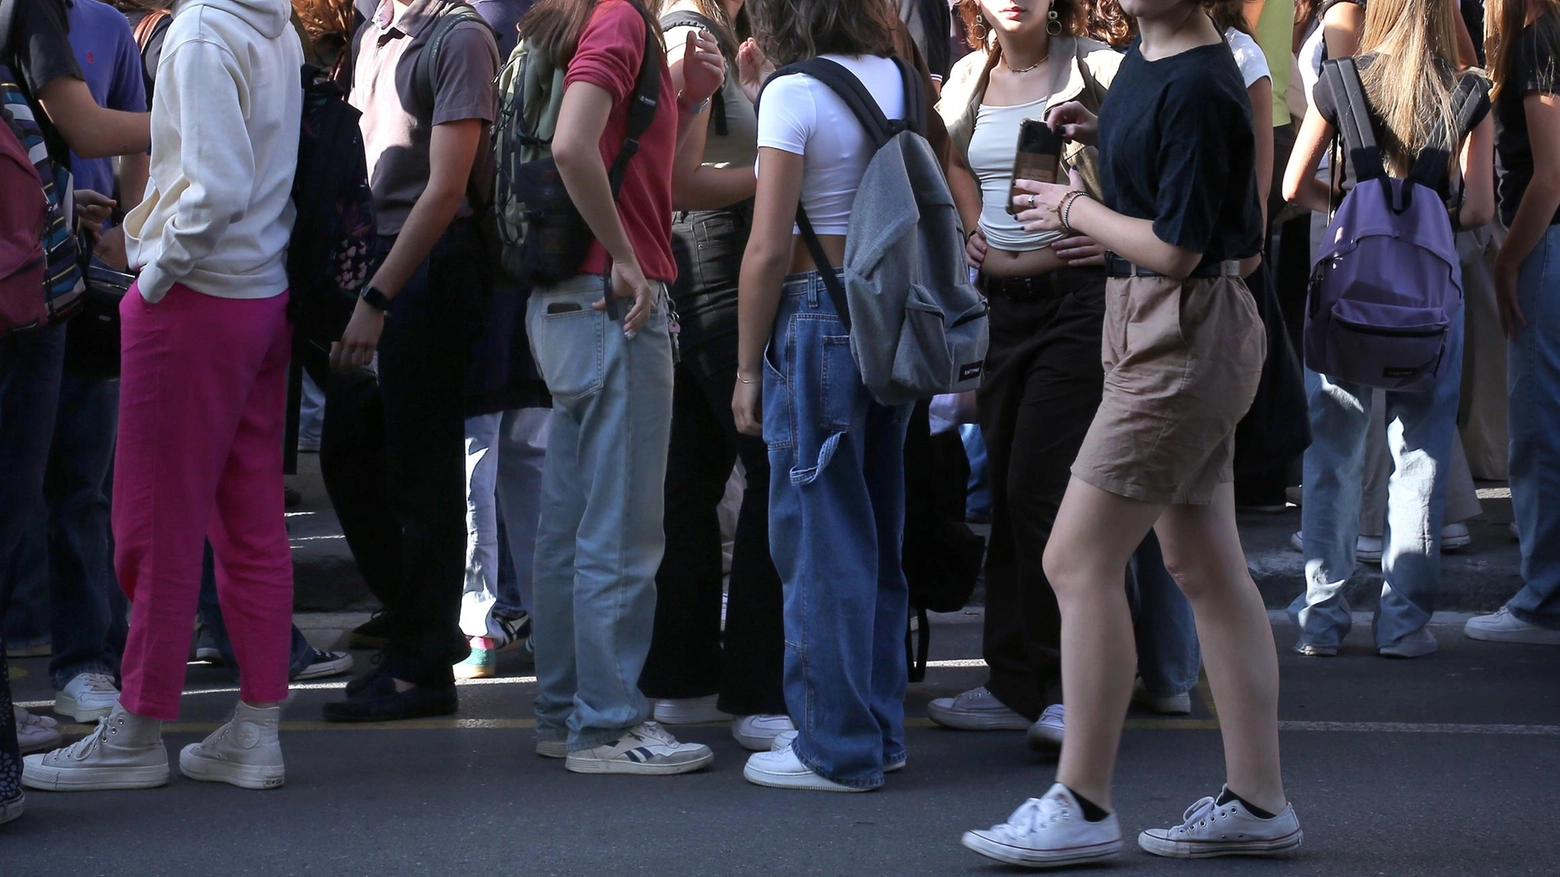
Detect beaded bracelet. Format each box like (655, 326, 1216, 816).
(1059, 190, 1090, 233)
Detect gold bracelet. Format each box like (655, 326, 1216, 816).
(1059, 190, 1090, 233)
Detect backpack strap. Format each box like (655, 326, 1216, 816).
(607, 10, 663, 199)
(133, 9, 171, 52)
(413, 3, 492, 115)
(1324, 57, 1387, 183)
(1406, 73, 1485, 189)
(659, 10, 727, 136)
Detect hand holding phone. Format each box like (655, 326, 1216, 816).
(1008, 118, 1065, 215)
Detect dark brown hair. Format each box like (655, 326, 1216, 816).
(1085, 0, 1135, 48)
(954, 0, 1086, 50)
(747, 0, 899, 66)
(292, 0, 356, 54)
(651, 0, 752, 61)
(1206, 0, 1250, 35)
(109, 0, 174, 12)
(521, 0, 663, 69)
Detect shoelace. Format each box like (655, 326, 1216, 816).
(77, 672, 119, 694)
(635, 722, 678, 748)
(1006, 794, 1070, 835)
(1039, 704, 1065, 723)
(1173, 796, 1221, 835)
(52, 721, 113, 763)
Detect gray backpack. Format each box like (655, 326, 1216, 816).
(766, 58, 989, 406)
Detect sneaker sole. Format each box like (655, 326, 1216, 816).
(1292, 644, 1338, 657)
(293, 656, 355, 681)
(536, 740, 567, 759)
(566, 750, 715, 776)
(1027, 724, 1065, 752)
(0, 794, 22, 826)
(926, 707, 1031, 732)
(961, 830, 1122, 866)
(1465, 625, 1560, 646)
(743, 762, 868, 792)
(54, 694, 115, 723)
(21, 763, 169, 792)
(1138, 828, 1304, 858)
(1134, 697, 1193, 715)
(179, 750, 285, 790)
(653, 709, 730, 725)
(452, 662, 497, 680)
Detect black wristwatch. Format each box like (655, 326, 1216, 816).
(360, 285, 391, 312)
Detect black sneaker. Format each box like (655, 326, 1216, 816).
(322, 683, 458, 723)
(493, 611, 531, 652)
(348, 611, 392, 650)
(291, 648, 354, 681)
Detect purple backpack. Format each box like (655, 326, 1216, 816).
(1305, 59, 1481, 392)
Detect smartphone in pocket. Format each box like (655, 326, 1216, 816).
(1008, 117, 1065, 215)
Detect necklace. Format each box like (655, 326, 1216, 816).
(1003, 52, 1049, 75)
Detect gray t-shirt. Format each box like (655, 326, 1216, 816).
(665, 19, 757, 170)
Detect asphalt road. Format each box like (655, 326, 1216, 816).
(5, 612, 1558, 876)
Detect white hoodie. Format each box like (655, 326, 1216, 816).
(124, 0, 303, 302)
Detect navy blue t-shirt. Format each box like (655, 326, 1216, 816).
(1096, 40, 1263, 265)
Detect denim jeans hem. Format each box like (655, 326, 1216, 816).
(792, 740, 884, 790)
(567, 725, 634, 752)
(52, 662, 115, 691)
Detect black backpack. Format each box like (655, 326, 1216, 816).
(286, 64, 379, 355)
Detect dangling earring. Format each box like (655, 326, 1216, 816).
(1047, 8, 1063, 36)
(974, 14, 988, 43)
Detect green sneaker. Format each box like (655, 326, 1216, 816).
(454, 637, 498, 680)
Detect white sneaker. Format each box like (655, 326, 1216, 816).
(0, 792, 20, 826)
(1465, 607, 1560, 645)
(1138, 789, 1303, 858)
(178, 702, 285, 790)
(1289, 531, 1383, 564)
(564, 722, 714, 776)
(744, 745, 866, 792)
(1026, 704, 1065, 752)
(22, 703, 168, 791)
(1441, 523, 1472, 552)
(1132, 679, 1192, 715)
(927, 686, 1029, 731)
(14, 706, 62, 755)
(769, 730, 905, 773)
(55, 672, 121, 722)
(535, 738, 567, 759)
(732, 714, 794, 751)
(961, 783, 1122, 867)
(652, 695, 728, 725)
(1378, 627, 1438, 658)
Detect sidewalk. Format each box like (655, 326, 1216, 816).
(286, 453, 1523, 614)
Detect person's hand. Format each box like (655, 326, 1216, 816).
(596, 258, 653, 338)
(966, 227, 988, 270)
(94, 225, 128, 270)
(1051, 234, 1105, 266)
(74, 189, 115, 239)
(1494, 256, 1526, 340)
(1011, 179, 1077, 232)
(733, 375, 762, 437)
(737, 38, 775, 105)
(681, 30, 725, 107)
(1046, 101, 1098, 146)
(330, 297, 385, 372)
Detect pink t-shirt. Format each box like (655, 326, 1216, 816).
(563, 0, 677, 282)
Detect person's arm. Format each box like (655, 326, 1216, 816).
(1322, 2, 1364, 59)
(36, 76, 150, 159)
(667, 29, 758, 210)
(119, 152, 150, 213)
(1282, 104, 1333, 213)
(1493, 93, 1560, 336)
(1456, 112, 1495, 230)
(732, 146, 803, 436)
(132, 41, 250, 300)
(331, 119, 483, 369)
(947, 150, 987, 269)
(1250, 77, 1275, 229)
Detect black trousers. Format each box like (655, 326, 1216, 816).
(312, 224, 486, 685)
(639, 207, 785, 716)
(977, 269, 1108, 719)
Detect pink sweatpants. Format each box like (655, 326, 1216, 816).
(114, 282, 294, 720)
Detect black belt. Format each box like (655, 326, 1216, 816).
(1103, 253, 1241, 279)
(980, 267, 1099, 301)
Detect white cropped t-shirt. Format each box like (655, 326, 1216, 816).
(755, 54, 907, 235)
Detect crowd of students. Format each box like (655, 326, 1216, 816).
(2, 0, 1558, 869)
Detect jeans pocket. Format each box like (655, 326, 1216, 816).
(819, 334, 865, 433)
(763, 339, 795, 450)
(532, 306, 606, 402)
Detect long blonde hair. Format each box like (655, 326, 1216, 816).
(1355, 0, 1463, 174)
(1488, 0, 1560, 102)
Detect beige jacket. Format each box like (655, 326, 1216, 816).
(936, 35, 1122, 200)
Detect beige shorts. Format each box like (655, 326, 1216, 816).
(1071, 274, 1266, 505)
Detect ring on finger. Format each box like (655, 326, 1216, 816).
(1028, 194, 1038, 210)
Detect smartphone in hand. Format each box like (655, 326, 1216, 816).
(1007, 118, 1065, 215)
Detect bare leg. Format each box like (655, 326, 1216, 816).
(1043, 478, 1165, 810)
(1154, 483, 1287, 814)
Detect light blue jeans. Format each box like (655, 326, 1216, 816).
(528, 274, 674, 750)
(764, 271, 912, 790)
(462, 407, 550, 638)
(1289, 311, 1465, 650)
(1507, 225, 1560, 629)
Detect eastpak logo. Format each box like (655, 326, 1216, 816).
(958, 362, 984, 381)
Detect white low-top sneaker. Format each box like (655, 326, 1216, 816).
(15, 707, 62, 755)
(961, 783, 1122, 867)
(1138, 789, 1304, 858)
(22, 703, 168, 792)
(744, 745, 866, 792)
(535, 738, 567, 759)
(768, 730, 905, 773)
(55, 672, 120, 723)
(652, 695, 728, 725)
(1465, 607, 1560, 646)
(1378, 627, 1438, 659)
(1026, 704, 1065, 752)
(565, 722, 713, 776)
(732, 714, 794, 751)
(1132, 680, 1192, 715)
(179, 702, 285, 790)
(927, 686, 1030, 731)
